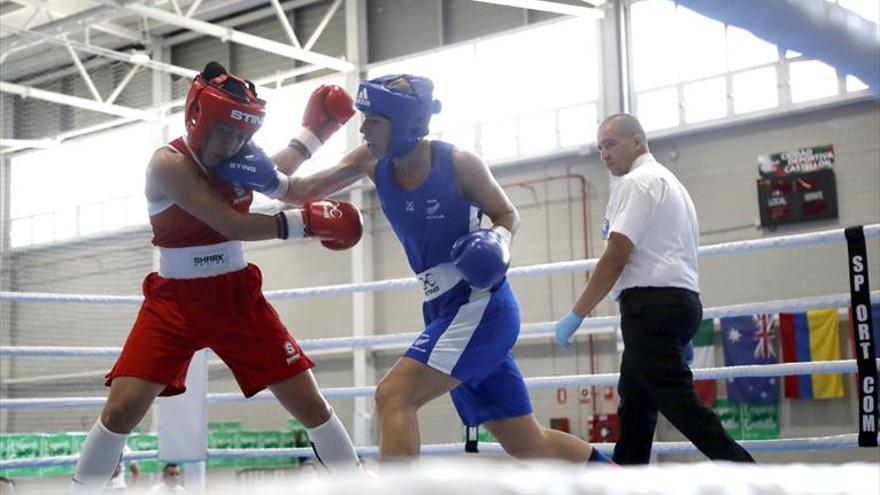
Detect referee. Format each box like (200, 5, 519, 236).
(554, 113, 755, 464)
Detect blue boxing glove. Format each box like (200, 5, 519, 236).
(214, 141, 289, 199)
(555, 310, 584, 348)
(450, 226, 512, 290)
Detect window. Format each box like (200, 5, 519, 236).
(480, 119, 518, 162)
(683, 77, 727, 124)
(789, 60, 839, 103)
(558, 104, 598, 148)
(676, 6, 726, 81)
(630, 0, 678, 91)
(518, 112, 557, 156)
(837, 0, 879, 23)
(629, 0, 868, 130)
(368, 17, 601, 161)
(367, 45, 478, 136)
(726, 26, 777, 72)
(846, 75, 869, 92)
(637, 87, 679, 131)
(10, 123, 157, 247)
(732, 67, 778, 114)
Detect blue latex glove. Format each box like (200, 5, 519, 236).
(683, 340, 694, 364)
(555, 310, 584, 348)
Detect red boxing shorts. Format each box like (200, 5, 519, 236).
(106, 264, 313, 397)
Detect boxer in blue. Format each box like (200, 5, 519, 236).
(215, 74, 611, 464)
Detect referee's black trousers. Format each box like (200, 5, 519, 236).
(612, 287, 755, 464)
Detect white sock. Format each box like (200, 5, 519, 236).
(305, 409, 359, 471)
(69, 419, 128, 493)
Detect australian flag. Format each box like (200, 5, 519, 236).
(721, 314, 780, 404)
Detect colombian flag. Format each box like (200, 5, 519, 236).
(780, 309, 844, 399)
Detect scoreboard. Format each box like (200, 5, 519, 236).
(756, 145, 839, 228)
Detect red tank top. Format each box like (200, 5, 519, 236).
(149, 137, 253, 248)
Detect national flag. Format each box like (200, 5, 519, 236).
(780, 308, 844, 399)
(721, 314, 780, 403)
(691, 319, 717, 406)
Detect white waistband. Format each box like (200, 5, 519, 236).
(158, 241, 247, 279)
(416, 262, 463, 302)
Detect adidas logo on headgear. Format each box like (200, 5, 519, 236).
(356, 88, 370, 107)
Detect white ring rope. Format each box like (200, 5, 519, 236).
(0, 433, 869, 470)
(2, 359, 876, 410)
(3, 291, 876, 358)
(1, 224, 876, 305)
(2, 226, 877, 472)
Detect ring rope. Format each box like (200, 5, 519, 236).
(3, 291, 876, 358)
(0, 433, 868, 470)
(1, 224, 876, 305)
(2, 359, 876, 410)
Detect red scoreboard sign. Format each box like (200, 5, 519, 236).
(756, 145, 839, 228)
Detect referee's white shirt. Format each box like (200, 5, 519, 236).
(603, 152, 700, 300)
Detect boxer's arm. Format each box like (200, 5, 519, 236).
(453, 148, 519, 237)
(280, 144, 374, 204)
(272, 84, 355, 176)
(555, 232, 632, 347)
(147, 148, 278, 241)
(572, 232, 633, 316)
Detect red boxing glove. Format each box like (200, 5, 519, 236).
(303, 199, 363, 251)
(274, 199, 362, 250)
(291, 85, 355, 157)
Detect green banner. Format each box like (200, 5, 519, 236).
(2, 434, 43, 478)
(208, 422, 242, 433)
(742, 403, 780, 440)
(41, 434, 76, 477)
(714, 399, 779, 441)
(236, 431, 262, 468)
(207, 431, 238, 469)
(128, 433, 161, 474)
(257, 431, 286, 467)
(461, 425, 497, 443)
(713, 399, 743, 439)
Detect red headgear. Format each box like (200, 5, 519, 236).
(184, 62, 266, 154)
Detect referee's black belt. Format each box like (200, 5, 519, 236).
(618, 286, 699, 302)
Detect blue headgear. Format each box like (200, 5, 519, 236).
(355, 74, 441, 158)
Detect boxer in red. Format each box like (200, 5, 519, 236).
(70, 61, 362, 493)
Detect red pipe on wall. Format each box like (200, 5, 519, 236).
(500, 173, 597, 415)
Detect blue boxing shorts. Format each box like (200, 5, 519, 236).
(404, 280, 533, 425)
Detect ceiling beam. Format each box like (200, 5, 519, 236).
(471, 0, 604, 17)
(304, 0, 342, 52)
(4, 0, 141, 41)
(0, 81, 159, 121)
(0, 62, 329, 152)
(269, 0, 302, 49)
(104, 64, 140, 105)
(64, 40, 104, 102)
(97, 0, 354, 72)
(0, 6, 132, 57)
(1, 24, 198, 80)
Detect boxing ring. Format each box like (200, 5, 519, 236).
(1, 224, 878, 493)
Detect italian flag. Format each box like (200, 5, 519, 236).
(692, 319, 717, 406)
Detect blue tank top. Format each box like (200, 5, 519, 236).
(375, 141, 483, 317)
